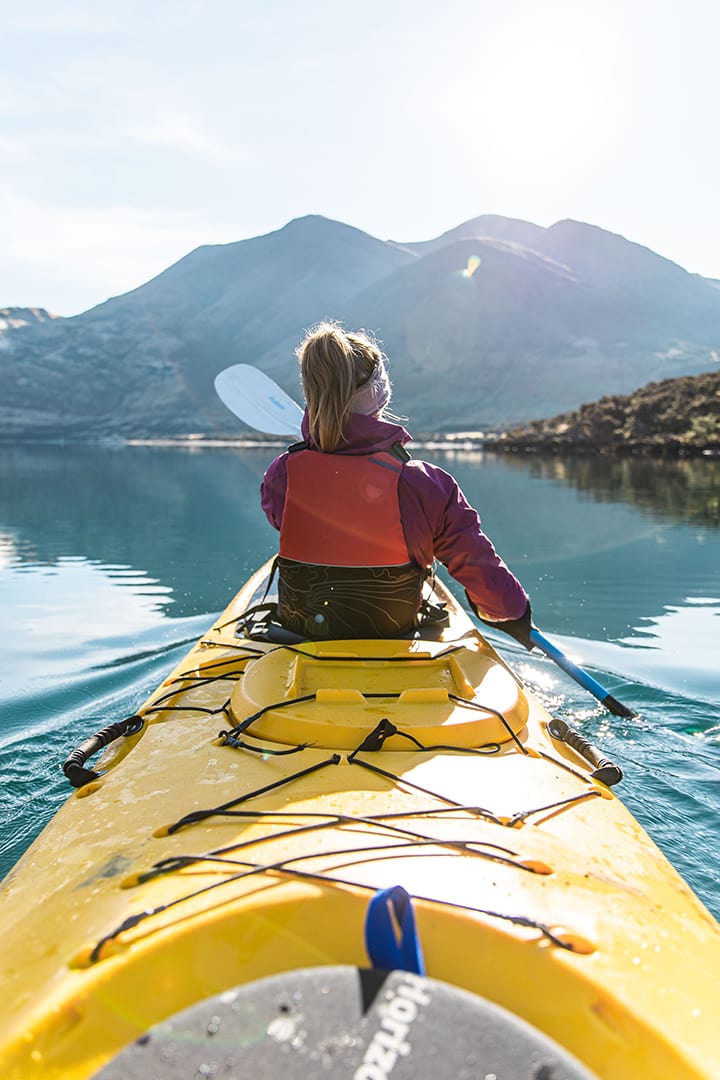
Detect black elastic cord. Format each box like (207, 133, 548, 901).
(447, 693, 527, 754)
(133, 807, 527, 887)
(88, 858, 578, 965)
(279, 644, 466, 663)
(346, 718, 501, 761)
(222, 693, 319, 740)
(164, 755, 341, 835)
(347, 756, 504, 825)
(219, 734, 308, 755)
(506, 790, 601, 827)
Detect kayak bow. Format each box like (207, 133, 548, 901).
(1, 561, 718, 1080)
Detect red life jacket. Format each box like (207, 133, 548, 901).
(277, 446, 426, 638)
(279, 448, 411, 566)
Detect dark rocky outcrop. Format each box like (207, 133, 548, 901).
(499, 370, 720, 455)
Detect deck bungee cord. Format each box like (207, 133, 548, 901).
(60, 617, 617, 989)
(151, 737, 603, 841)
(343, 715, 502, 756)
(61, 653, 609, 978)
(130, 810, 539, 885)
(345, 752, 603, 826)
(221, 692, 523, 751)
(122, 840, 552, 902)
(63, 641, 615, 839)
(159, 754, 343, 835)
(70, 705, 607, 973)
(84, 848, 587, 968)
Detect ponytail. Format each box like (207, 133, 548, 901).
(297, 322, 383, 451)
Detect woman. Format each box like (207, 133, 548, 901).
(261, 321, 533, 643)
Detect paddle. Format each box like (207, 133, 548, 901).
(213, 363, 638, 720)
(214, 364, 303, 437)
(529, 629, 637, 718)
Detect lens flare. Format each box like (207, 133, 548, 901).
(461, 255, 482, 278)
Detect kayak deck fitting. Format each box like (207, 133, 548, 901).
(1, 560, 719, 1079)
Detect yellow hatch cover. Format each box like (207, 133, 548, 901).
(229, 640, 528, 750)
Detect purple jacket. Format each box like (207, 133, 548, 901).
(260, 412, 529, 622)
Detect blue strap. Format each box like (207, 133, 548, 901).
(364, 885, 425, 975)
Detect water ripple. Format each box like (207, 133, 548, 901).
(0, 614, 216, 877)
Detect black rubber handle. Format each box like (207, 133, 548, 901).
(548, 718, 623, 786)
(62, 716, 144, 788)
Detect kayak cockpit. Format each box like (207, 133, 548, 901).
(226, 638, 529, 751)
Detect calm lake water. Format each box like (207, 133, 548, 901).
(1, 444, 719, 917)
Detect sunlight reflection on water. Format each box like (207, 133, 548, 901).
(544, 598, 720, 705)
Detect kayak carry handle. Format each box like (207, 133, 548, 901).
(548, 717, 623, 786)
(63, 716, 144, 788)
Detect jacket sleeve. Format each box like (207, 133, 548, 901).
(260, 452, 289, 531)
(399, 461, 529, 622)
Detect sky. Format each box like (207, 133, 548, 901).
(1, 0, 719, 316)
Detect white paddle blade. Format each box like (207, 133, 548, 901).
(214, 364, 304, 437)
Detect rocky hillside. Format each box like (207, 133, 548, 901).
(1, 214, 720, 440)
(0, 308, 58, 332)
(499, 370, 720, 455)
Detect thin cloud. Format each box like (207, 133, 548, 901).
(4, 13, 124, 34)
(126, 112, 242, 163)
(0, 136, 31, 160)
(0, 183, 229, 314)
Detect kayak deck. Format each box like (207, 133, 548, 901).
(1, 561, 719, 1079)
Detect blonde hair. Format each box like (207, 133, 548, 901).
(297, 321, 384, 451)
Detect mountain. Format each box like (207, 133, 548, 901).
(339, 220, 720, 428)
(0, 307, 58, 332)
(498, 370, 720, 455)
(1, 215, 719, 439)
(392, 213, 547, 255)
(0, 218, 413, 439)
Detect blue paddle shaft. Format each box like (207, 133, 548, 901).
(529, 629, 636, 718)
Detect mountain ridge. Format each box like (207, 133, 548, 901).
(1, 214, 719, 440)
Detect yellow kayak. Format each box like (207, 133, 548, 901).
(1, 560, 719, 1079)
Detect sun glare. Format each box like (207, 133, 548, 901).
(460, 27, 618, 174)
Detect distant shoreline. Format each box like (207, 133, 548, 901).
(128, 436, 720, 457)
(1, 434, 717, 457)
